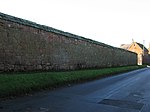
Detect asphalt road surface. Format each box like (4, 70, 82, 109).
(1, 68, 150, 112)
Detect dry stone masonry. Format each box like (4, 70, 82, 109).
(0, 12, 137, 72)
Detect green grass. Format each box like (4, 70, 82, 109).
(0, 65, 146, 98)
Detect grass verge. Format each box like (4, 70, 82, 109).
(0, 65, 146, 98)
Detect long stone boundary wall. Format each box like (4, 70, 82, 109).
(0, 12, 137, 72)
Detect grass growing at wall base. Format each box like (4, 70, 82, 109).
(0, 65, 146, 98)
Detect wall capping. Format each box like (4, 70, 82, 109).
(0, 12, 135, 54)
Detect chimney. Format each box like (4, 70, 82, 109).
(132, 39, 134, 43)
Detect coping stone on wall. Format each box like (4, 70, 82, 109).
(0, 12, 135, 55)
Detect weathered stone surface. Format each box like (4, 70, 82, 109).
(0, 12, 137, 72)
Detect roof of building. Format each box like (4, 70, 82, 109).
(120, 44, 131, 50)
(136, 42, 149, 52)
(120, 42, 149, 52)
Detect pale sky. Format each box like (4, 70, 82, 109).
(0, 0, 150, 48)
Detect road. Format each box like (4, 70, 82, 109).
(1, 68, 150, 112)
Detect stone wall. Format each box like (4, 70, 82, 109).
(0, 12, 137, 72)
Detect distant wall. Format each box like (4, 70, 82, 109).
(0, 13, 137, 72)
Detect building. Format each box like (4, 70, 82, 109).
(148, 43, 150, 54)
(120, 42, 150, 65)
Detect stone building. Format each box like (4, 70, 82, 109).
(120, 42, 150, 65)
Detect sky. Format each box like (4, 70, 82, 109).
(0, 0, 150, 48)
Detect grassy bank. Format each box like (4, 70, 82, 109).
(0, 65, 146, 98)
